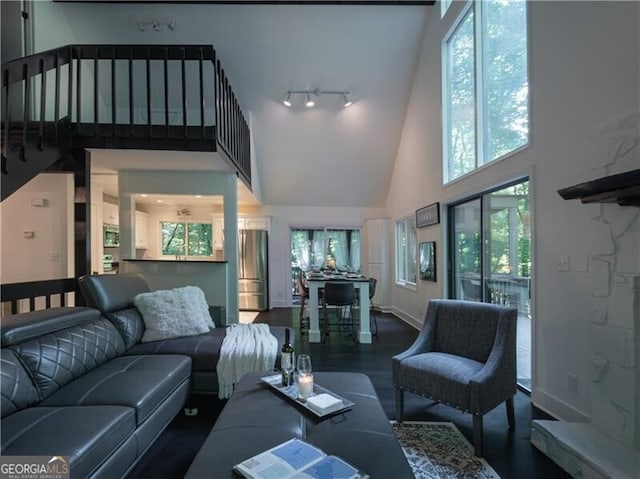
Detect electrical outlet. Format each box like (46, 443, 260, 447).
(49, 252, 60, 261)
(568, 373, 578, 393)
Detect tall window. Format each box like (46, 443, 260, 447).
(161, 221, 212, 257)
(444, 0, 529, 183)
(395, 217, 417, 286)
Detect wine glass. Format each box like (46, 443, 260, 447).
(297, 354, 312, 375)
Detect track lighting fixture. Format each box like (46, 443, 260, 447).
(282, 89, 353, 109)
(305, 92, 315, 108)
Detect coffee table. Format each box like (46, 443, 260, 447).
(185, 372, 413, 478)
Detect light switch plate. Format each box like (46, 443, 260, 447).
(557, 255, 569, 272)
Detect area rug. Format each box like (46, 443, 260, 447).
(391, 421, 501, 479)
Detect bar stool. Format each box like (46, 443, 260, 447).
(322, 282, 357, 342)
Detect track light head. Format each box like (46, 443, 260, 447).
(283, 92, 292, 107)
(342, 93, 352, 108)
(305, 92, 315, 108)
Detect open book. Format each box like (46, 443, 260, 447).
(233, 437, 369, 479)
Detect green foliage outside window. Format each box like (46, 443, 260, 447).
(445, 0, 528, 182)
(162, 222, 212, 257)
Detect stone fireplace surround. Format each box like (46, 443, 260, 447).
(531, 114, 640, 478)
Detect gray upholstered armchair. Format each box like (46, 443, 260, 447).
(392, 299, 517, 456)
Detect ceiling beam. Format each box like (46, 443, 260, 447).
(54, 1, 435, 5)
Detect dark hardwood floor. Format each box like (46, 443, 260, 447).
(127, 307, 570, 479)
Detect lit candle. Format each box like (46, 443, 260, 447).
(298, 373, 314, 398)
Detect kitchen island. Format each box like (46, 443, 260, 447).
(121, 259, 232, 324)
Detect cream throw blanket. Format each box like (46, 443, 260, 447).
(216, 323, 278, 399)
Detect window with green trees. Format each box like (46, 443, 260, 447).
(161, 221, 212, 257)
(444, 0, 528, 182)
(290, 227, 361, 299)
(396, 216, 417, 286)
(450, 179, 530, 314)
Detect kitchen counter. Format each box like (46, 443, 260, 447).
(122, 259, 228, 264)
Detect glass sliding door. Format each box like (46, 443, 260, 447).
(484, 183, 531, 315)
(451, 199, 482, 302)
(449, 179, 531, 390)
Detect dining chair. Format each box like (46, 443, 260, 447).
(392, 299, 517, 457)
(321, 282, 357, 343)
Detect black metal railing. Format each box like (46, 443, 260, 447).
(1, 278, 80, 315)
(1, 44, 251, 193)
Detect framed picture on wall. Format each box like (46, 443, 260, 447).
(416, 203, 440, 228)
(419, 241, 436, 282)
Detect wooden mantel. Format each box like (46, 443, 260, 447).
(557, 169, 640, 206)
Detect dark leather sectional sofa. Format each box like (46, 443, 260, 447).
(0, 273, 288, 478)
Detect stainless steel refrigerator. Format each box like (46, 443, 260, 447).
(238, 229, 269, 311)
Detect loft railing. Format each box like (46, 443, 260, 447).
(0, 278, 80, 315)
(1, 44, 251, 192)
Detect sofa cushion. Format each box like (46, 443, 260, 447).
(0, 405, 136, 478)
(133, 288, 212, 342)
(39, 354, 191, 425)
(105, 308, 145, 350)
(9, 318, 126, 399)
(1, 349, 40, 418)
(126, 330, 226, 372)
(396, 352, 484, 411)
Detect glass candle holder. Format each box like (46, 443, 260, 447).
(297, 354, 312, 375)
(298, 373, 314, 398)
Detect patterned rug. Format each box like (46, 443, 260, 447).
(391, 421, 501, 479)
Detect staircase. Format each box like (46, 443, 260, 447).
(1, 43, 251, 284)
(2, 44, 251, 201)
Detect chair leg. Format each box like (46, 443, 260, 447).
(506, 396, 516, 430)
(394, 387, 404, 422)
(299, 296, 308, 334)
(370, 307, 378, 337)
(473, 414, 483, 457)
(351, 306, 359, 344)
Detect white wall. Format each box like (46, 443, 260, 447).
(1, 174, 74, 283)
(386, 0, 640, 424)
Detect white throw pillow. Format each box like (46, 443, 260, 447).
(134, 286, 212, 342)
(174, 285, 216, 329)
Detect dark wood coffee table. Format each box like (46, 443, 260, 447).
(185, 371, 413, 478)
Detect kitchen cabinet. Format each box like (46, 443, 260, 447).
(213, 216, 270, 251)
(238, 216, 270, 231)
(364, 218, 389, 310)
(212, 217, 225, 250)
(135, 211, 149, 249)
(103, 202, 119, 225)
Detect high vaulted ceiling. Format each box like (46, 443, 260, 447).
(39, 2, 432, 207)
